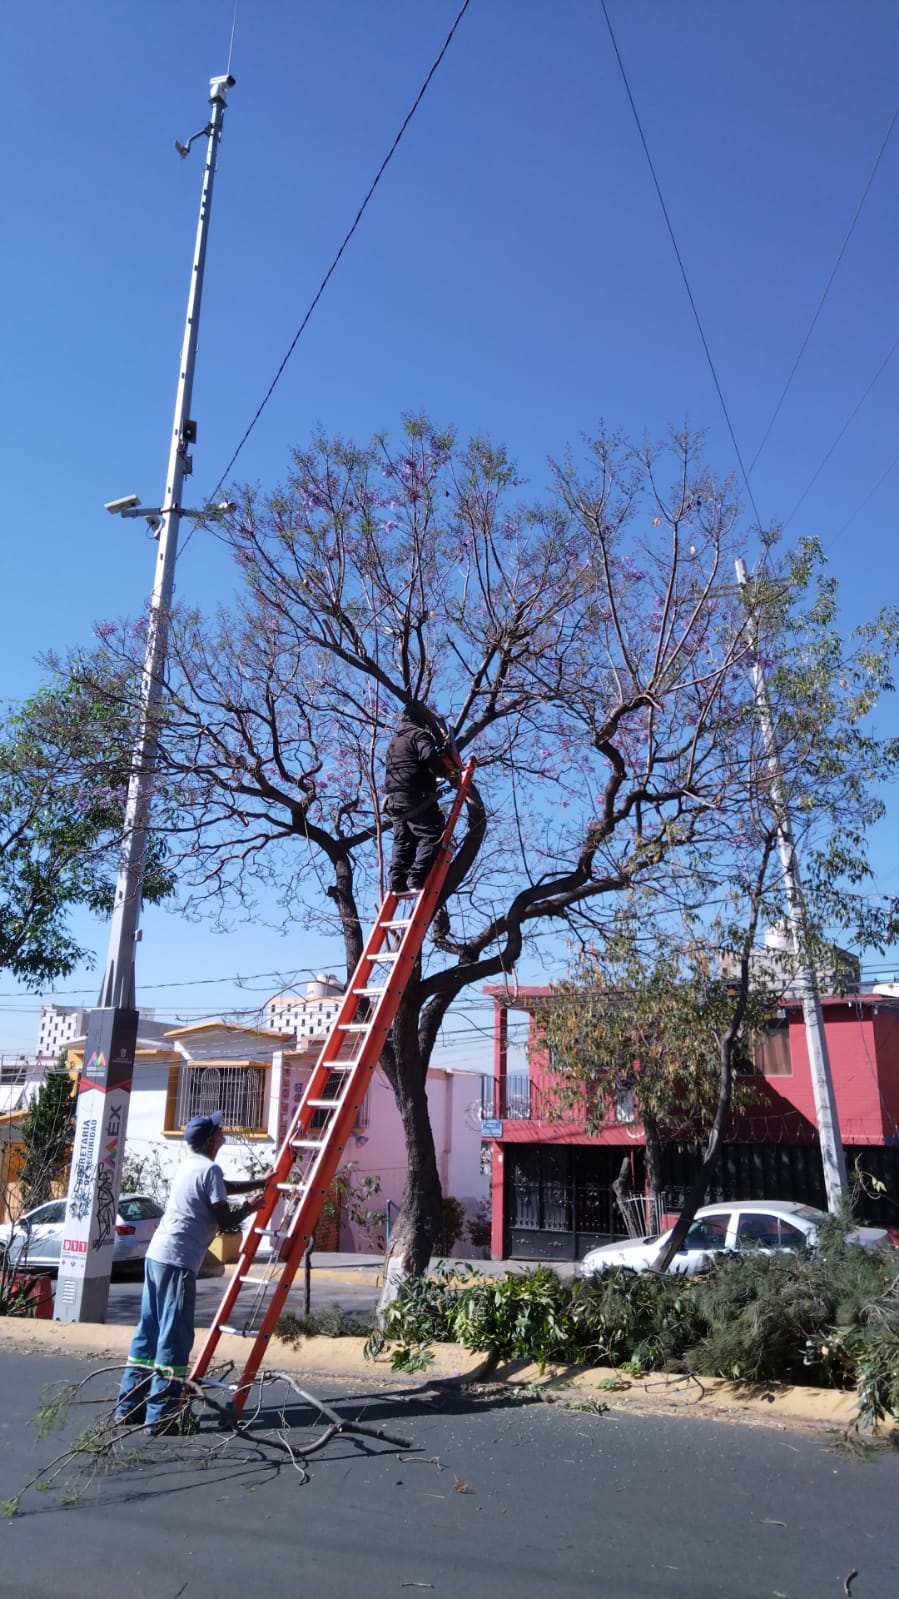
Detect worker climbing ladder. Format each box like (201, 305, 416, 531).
(190, 758, 475, 1416)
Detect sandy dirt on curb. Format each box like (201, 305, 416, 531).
(1, 1315, 894, 1441)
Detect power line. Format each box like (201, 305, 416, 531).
(782, 331, 899, 528)
(830, 442, 899, 546)
(0, 966, 338, 1000)
(748, 102, 899, 478)
(209, 0, 472, 499)
(599, 0, 763, 530)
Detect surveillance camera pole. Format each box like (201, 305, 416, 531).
(56, 74, 235, 1324)
(735, 559, 848, 1213)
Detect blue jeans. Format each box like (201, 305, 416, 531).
(116, 1258, 197, 1424)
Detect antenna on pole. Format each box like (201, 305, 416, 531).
(56, 73, 236, 1325)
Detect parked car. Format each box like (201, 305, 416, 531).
(0, 1194, 164, 1272)
(580, 1199, 890, 1277)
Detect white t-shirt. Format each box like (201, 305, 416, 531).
(147, 1149, 229, 1275)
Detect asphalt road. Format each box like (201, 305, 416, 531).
(0, 1346, 896, 1599)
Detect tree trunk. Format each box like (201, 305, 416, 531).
(376, 997, 444, 1321)
(611, 1153, 642, 1238)
(643, 1113, 664, 1230)
(650, 1036, 732, 1272)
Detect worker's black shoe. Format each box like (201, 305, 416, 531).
(114, 1405, 146, 1427)
(147, 1408, 200, 1437)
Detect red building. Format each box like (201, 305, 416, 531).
(482, 986, 899, 1261)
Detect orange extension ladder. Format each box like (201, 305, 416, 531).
(190, 759, 475, 1417)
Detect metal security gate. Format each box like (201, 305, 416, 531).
(504, 1139, 899, 1261)
(504, 1146, 640, 1260)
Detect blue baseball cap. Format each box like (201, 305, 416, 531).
(184, 1110, 225, 1150)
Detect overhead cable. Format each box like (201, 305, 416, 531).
(209, 0, 472, 499)
(783, 331, 899, 528)
(749, 102, 899, 478)
(831, 444, 899, 545)
(599, 0, 763, 530)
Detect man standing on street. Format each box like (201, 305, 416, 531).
(115, 1111, 269, 1433)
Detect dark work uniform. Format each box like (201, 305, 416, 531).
(384, 716, 453, 890)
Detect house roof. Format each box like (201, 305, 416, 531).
(483, 983, 899, 1016)
(163, 1021, 295, 1041)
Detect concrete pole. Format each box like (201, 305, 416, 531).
(56, 75, 235, 1323)
(736, 558, 848, 1212)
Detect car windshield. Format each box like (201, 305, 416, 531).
(118, 1197, 164, 1221)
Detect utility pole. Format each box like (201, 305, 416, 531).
(56, 73, 236, 1323)
(736, 558, 848, 1212)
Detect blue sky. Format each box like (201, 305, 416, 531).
(1, 1, 897, 1060)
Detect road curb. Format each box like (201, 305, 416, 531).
(1, 1317, 892, 1436)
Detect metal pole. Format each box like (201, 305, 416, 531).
(736, 558, 848, 1212)
(56, 74, 235, 1323)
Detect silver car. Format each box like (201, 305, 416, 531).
(0, 1193, 164, 1272)
(580, 1199, 890, 1277)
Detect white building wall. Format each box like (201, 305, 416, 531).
(263, 976, 343, 1044)
(113, 1044, 488, 1256)
(36, 1005, 91, 1058)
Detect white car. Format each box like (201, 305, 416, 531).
(580, 1199, 890, 1277)
(0, 1193, 164, 1272)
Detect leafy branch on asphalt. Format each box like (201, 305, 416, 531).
(1, 1362, 413, 1516)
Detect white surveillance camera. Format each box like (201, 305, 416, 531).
(105, 494, 141, 515)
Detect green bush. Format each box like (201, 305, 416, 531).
(373, 1236, 899, 1420)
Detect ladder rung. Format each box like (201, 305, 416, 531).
(370, 951, 400, 961)
(338, 1022, 372, 1032)
(291, 1138, 324, 1151)
(381, 919, 412, 929)
(217, 1324, 252, 1338)
(306, 1098, 340, 1109)
(353, 986, 385, 997)
(240, 1276, 275, 1289)
(253, 1226, 282, 1237)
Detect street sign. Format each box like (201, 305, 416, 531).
(55, 1007, 138, 1323)
(481, 1119, 502, 1138)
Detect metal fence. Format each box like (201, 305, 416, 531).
(480, 1073, 546, 1121)
(175, 1065, 268, 1132)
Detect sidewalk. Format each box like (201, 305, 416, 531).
(212, 1250, 581, 1282)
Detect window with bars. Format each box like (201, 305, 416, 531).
(173, 1064, 268, 1133)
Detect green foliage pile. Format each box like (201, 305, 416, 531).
(373, 1245, 899, 1425)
